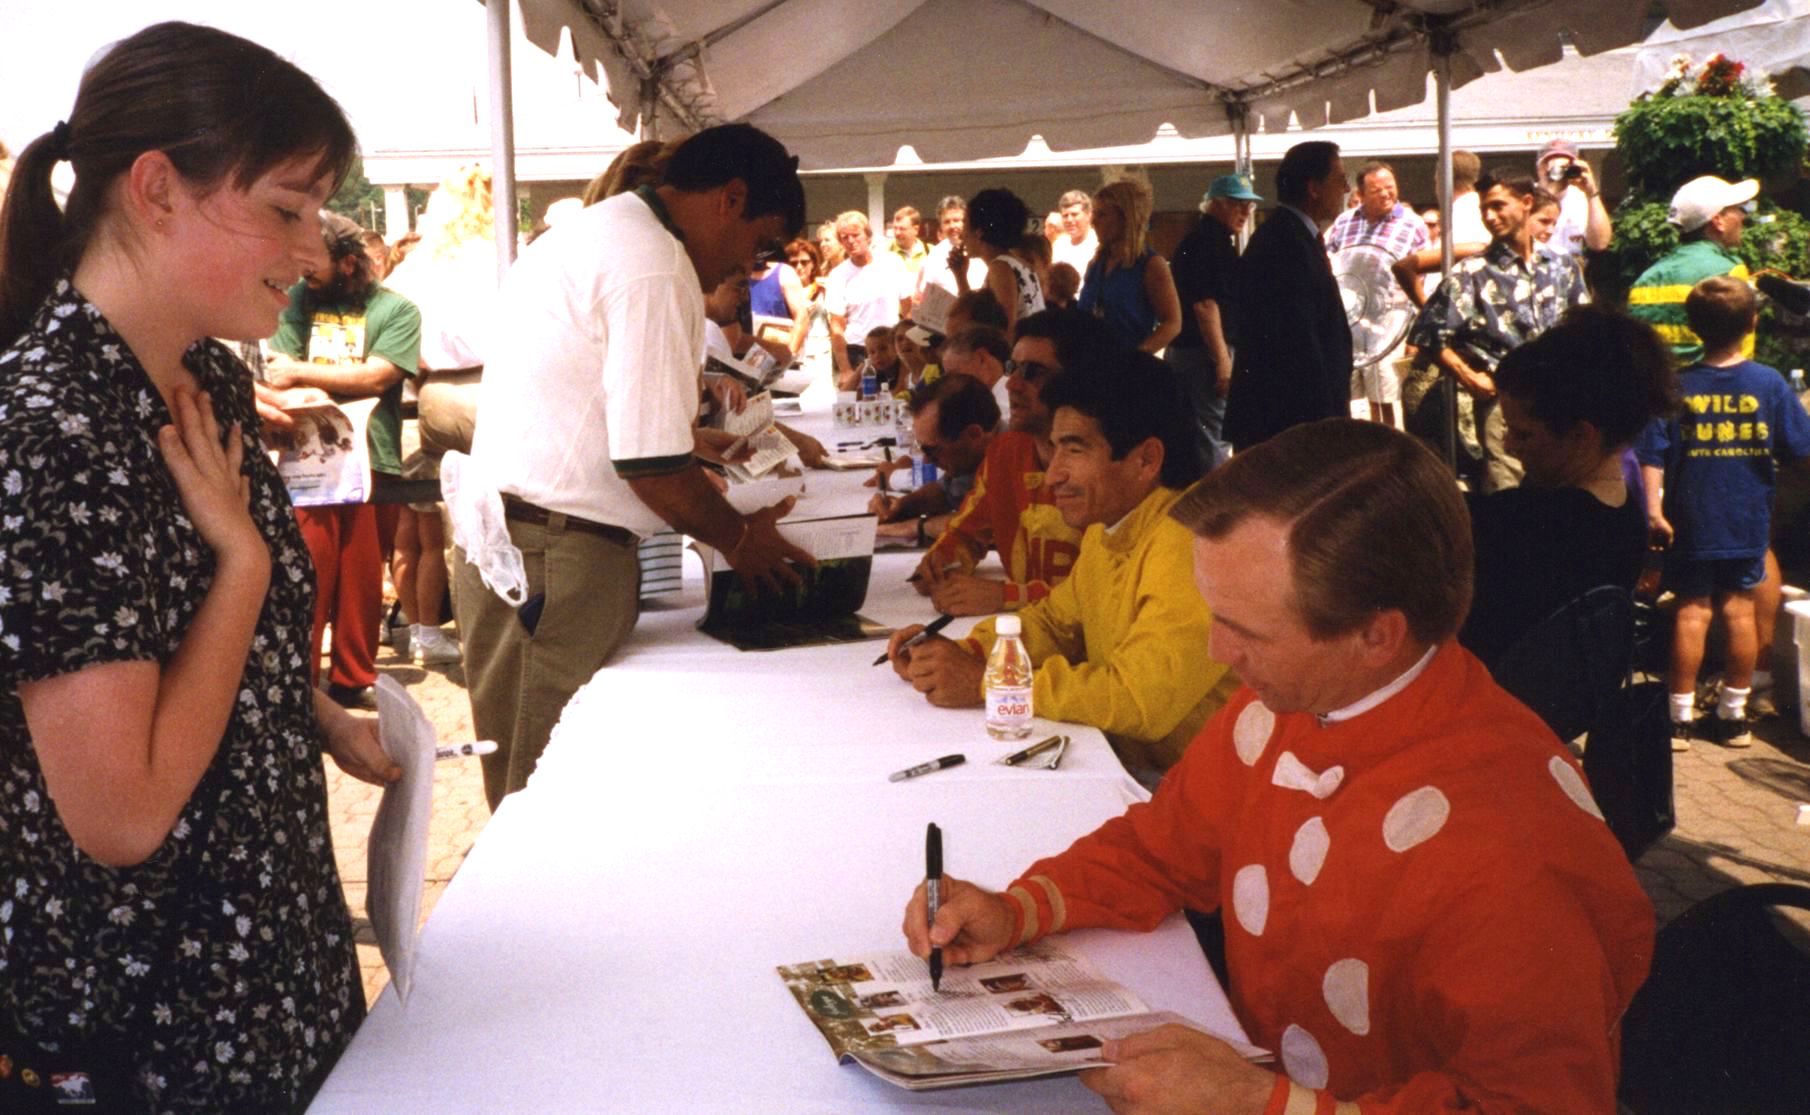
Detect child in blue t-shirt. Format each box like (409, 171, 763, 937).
(1637, 276, 1810, 748)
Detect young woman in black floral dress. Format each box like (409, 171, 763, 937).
(0, 22, 399, 1113)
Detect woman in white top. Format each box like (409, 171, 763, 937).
(956, 188, 1044, 334)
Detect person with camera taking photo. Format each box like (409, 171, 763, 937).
(1533, 139, 1612, 258)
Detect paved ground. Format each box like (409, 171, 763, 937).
(322, 636, 1810, 1009)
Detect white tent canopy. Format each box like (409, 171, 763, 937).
(506, 0, 1763, 168)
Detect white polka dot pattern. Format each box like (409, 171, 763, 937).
(1547, 755, 1604, 820)
(1322, 958, 1371, 1035)
(1290, 816, 1330, 885)
(1234, 701, 1275, 766)
(1232, 863, 1269, 937)
(1281, 1023, 1330, 1089)
(1382, 785, 1450, 853)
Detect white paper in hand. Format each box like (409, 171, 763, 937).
(368, 675, 438, 1004)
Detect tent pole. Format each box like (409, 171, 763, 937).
(1432, 25, 1457, 473)
(486, 0, 519, 286)
(641, 77, 663, 141)
(1228, 100, 1252, 252)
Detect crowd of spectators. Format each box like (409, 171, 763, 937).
(4, 20, 1806, 1112)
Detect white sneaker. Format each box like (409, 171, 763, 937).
(410, 624, 463, 665)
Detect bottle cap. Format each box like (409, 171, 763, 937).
(996, 615, 1021, 636)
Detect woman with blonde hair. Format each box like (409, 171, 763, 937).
(1078, 178, 1182, 353)
(380, 163, 499, 665)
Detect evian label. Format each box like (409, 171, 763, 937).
(986, 685, 1033, 728)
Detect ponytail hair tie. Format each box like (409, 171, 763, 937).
(50, 120, 72, 158)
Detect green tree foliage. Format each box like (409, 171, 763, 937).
(327, 156, 386, 234)
(1615, 94, 1806, 196)
(1606, 54, 1810, 368)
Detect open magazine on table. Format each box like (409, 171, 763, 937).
(694, 513, 888, 651)
(778, 941, 1268, 1091)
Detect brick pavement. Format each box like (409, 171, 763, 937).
(322, 642, 1810, 1009)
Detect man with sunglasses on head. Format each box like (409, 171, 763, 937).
(911, 309, 1110, 616)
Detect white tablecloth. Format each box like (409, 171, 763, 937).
(311, 385, 1246, 1113)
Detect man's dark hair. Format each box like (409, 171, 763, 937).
(1476, 168, 1538, 201)
(1013, 307, 1113, 371)
(908, 370, 1000, 439)
(951, 289, 1009, 331)
(1357, 160, 1395, 191)
(1275, 141, 1340, 207)
(1685, 275, 1759, 352)
(321, 211, 368, 261)
(662, 124, 805, 239)
(1038, 350, 1203, 489)
(1, 21, 356, 344)
(947, 324, 1011, 365)
(1494, 306, 1676, 448)
(309, 210, 376, 308)
(967, 188, 1033, 252)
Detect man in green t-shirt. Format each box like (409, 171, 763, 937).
(266, 212, 422, 708)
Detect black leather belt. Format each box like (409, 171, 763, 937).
(500, 494, 635, 546)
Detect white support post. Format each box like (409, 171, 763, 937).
(865, 174, 889, 237)
(1433, 28, 1458, 472)
(486, 0, 519, 287)
(383, 186, 413, 239)
(1228, 101, 1253, 251)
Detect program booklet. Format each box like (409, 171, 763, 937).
(695, 513, 889, 651)
(778, 941, 1267, 1091)
(268, 395, 378, 507)
(717, 391, 801, 482)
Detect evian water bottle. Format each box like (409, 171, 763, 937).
(984, 615, 1034, 740)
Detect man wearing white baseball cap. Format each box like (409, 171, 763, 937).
(1628, 174, 1759, 364)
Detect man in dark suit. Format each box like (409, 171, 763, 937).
(1224, 141, 1353, 450)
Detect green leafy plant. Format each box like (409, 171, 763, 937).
(1614, 93, 1806, 197)
(1605, 52, 1810, 368)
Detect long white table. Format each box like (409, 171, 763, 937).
(311, 389, 1245, 1113)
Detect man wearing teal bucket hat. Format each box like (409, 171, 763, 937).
(1167, 173, 1262, 468)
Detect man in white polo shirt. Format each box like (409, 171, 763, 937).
(454, 124, 812, 808)
(826, 210, 913, 389)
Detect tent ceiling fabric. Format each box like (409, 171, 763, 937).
(508, 0, 1766, 168)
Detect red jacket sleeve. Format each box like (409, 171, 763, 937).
(1003, 713, 1237, 943)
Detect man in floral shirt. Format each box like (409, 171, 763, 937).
(1410, 169, 1585, 491)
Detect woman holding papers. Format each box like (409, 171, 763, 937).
(0, 23, 396, 1112)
